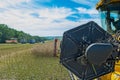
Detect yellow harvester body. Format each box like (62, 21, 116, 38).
(99, 61, 120, 80)
(97, 0, 120, 79)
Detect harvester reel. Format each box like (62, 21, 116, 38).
(60, 21, 115, 80)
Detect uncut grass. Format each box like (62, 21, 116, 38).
(31, 41, 60, 57)
(0, 42, 70, 80)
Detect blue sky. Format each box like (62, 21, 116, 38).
(0, 0, 100, 36)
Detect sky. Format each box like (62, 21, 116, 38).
(0, 0, 100, 36)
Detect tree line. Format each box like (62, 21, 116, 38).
(0, 24, 48, 43)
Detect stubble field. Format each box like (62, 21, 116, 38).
(0, 41, 70, 80)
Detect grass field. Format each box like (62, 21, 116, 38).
(0, 42, 70, 80)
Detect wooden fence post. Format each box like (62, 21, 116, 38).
(54, 38, 58, 57)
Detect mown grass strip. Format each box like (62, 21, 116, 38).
(0, 42, 70, 80)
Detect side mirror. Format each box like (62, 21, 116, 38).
(85, 43, 113, 65)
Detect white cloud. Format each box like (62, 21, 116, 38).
(0, 5, 78, 36)
(0, 0, 101, 36)
(77, 7, 98, 15)
(76, 7, 99, 20)
(37, 7, 74, 20)
(0, 0, 31, 8)
(32, 0, 52, 3)
(71, 0, 98, 7)
(72, 0, 91, 5)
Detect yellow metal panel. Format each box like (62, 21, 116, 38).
(96, 0, 104, 9)
(96, 0, 120, 9)
(100, 61, 120, 80)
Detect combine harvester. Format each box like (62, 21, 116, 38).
(60, 0, 120, 80)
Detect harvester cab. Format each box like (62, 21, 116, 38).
(96, 0, 120, 34)
(60, 0, 120, 80)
